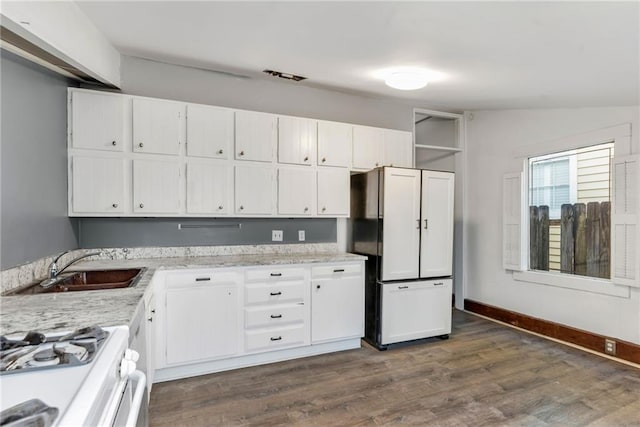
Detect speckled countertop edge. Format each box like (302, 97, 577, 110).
(0, 251, 366, 336)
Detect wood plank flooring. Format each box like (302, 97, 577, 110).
(149, 310, 640, 426)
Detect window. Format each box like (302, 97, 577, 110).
(528, 143, 613, 279)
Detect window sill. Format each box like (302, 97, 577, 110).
(512, 270, 630, 298)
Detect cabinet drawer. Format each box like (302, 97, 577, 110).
(245, 324, 306, 352)
(245, 304, 305, 329)
(245, 268, 305, 282)
(165, 270, 239, 289)
(245, 281, 305, 305)
(311, 263, 362, 279)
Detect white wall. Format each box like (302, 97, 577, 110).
(465, 106, 640, 344)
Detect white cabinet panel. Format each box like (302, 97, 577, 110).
(317, 168, 349, 216)
(133, 98, 182, 155)
(186, 104, 234, 159)
(133, 159, 180, 214)
(71, 91, 124, 152)
(244, 324, 306, 353)
(245, 305, 306, 329)
(235, 110, 276, 162)
(278, 116, 316, 166)
(71, 156, 125, 214)
(245, 281, 306, 305)
(278, 168, 315, 215)
(352, 125, 384, 170)
(165, 283, 238, 365)
(186, 162, 232, 215)
(384, 129, 413, 168)
(235, 165, 274, 214)
(382, 167, 421, 281)
(317, 121, 351, 168)
(311, 272, 364, 343)
(381, 279, 451, 345)
(420, 171, 455, 278)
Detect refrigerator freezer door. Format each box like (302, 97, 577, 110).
(380, 279, 452, 345)
(420, 171, 455, 278)
(381, 167, 421, 281)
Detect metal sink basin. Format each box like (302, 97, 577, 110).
(6, 268, 145, 296)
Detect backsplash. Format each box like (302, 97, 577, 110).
(0, 243, 339, 294)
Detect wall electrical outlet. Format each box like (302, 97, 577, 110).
(604, 339, 616, 355)
(298, 230, 305, 241)
(272, 230, 283, 242)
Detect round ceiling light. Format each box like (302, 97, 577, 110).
(385, 70, 430, 90)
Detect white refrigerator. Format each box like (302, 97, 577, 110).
(351, 166, 455, 349)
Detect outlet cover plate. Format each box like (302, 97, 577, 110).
(272, 230, 283, 242)
(605, 339, 616, 355)
(298, 230, 305, 241)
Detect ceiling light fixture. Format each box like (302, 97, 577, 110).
(385, 70, 430, 90)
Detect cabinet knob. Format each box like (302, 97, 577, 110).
(147, 317, 153, 322)
(321, 157, 326, 163)
(218, 149, 224, 154)
(112, 203, 118, 208)
(375, 162, 379, 167)
(138, 143, 144, 148)
(304, 207, 309, 212)
(218, 205, 223, 210)
(316, 284, 321, 289)
(139, 203, 144, 208)
(239, 205, 244, 210)
(151, 309, 156, 313)
(239, 150, 245, 156)
(322, 207, 326, 212)
(112, 141, 117, 146)
(304, 156, 309, 162)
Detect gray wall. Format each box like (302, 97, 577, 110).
(1, 51, 79, 269)
(79, 218, 336, 248)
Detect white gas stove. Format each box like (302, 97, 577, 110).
(0, 326, 146, 426)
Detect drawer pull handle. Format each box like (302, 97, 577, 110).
(434, 282, 444, 286)
(398, 285, 409, 289)
(270, 273, 282, 277)
(270, 314, 282, 319)
(270, 336, 282, 341)
(333, 269, 345, 273)
(195, 277, 211, 282)
(270, 291, 282, 296)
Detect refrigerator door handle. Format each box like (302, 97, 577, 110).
(416, 219, 420, 229)
(424, 219, 428, 229)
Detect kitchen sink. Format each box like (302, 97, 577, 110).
(6, 268, 145, 296)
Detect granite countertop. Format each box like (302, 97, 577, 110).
(0, 252, 365, 336)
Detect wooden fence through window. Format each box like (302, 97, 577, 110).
(529, 202, 610, 279)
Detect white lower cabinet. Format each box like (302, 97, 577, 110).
(162, 270, 240, 366)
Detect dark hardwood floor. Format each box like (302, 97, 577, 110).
(149, 310, 640, 426)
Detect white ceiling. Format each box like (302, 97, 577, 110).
(76, 1, 639, 111)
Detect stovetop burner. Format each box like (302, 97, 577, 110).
(0, 326, 108, 374)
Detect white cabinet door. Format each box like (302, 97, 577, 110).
(71, 156, 125, 214)
(133, 159, 180, 214)
(165, 283, 238, 365)
(186, 162, 232, 215)
(278, 116, 316, 166)
(420, 171, 455, 278)
(235, 110, 276, 162)
(278, 168, 315, 215)
(381, 279, 451, 345)
(382, 167, 421, 281)
(352, 125, 384, 170)
(384, 130, 413, 167)
(71, 91, 124, 152)
(186, 104, 233, 159)
(133, 98, 182, 155)
(317, 168, 349, 216)
(317, 121, 351, 168)
(235, 165, 274, 214)
(311, 274, 364, 343)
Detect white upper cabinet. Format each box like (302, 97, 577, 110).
(186, 104, 234, 159)
(317, 168, 350, 216)
(133, 159, 181, 214)
(186, 161, 232, 215)
(71, 156, 125, 214)
(317, 121, 352, 168)
(383, 130, 413, 168)
(235, 165, 274, 215)
(352, 125, 384, 170)
(71, 91, 124, 152)
(278, 117, 317, 166)
(133, 98, 183, 155)
(235, 110, 276, 162)
(278, 168, 315, 216)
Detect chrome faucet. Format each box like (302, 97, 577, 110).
(40, 250, 102, 288)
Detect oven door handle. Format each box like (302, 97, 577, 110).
(124, 370, 147, 427)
